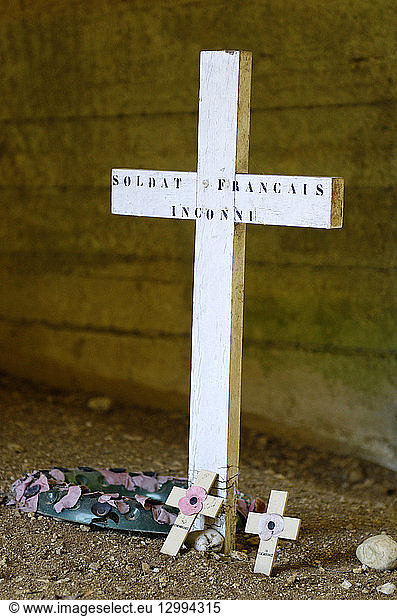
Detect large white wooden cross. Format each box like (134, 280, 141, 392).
(111, 50, 344, 554)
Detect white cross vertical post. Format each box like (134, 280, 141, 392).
(111, 49, 344, 555)
(188, 50, 251, 553)
(245, 490, 301, 575)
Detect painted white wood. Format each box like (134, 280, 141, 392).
(245, 511, 261, 534)
(254, 536, 278, 575)
(112, 168, 338, 228)
(161, 470, 222, 556)
(188, 51, 241, 533)
(111, 169, 196, 218)
(165, 486, 186, 508)
(281, 516, 301, 540)
(111, 49, 344, 554)
(267, 489, 288, 515)
(160, 509, 196, 557)
(235, 174, 334, 228)
(245, 490, 301, 575)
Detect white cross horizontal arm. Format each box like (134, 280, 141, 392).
(245, 511, 300, 540)
(165, 486, 186, 508)
(280, 516, 301, 540)
(235, 174, 343, 228)
(111, 169, 196, 218)
(164, 470, 218, 508)
(165, 488, 222, 519)
(245, 511, 261, 534)
(112, 169, 343, 229)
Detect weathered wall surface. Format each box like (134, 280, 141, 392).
(0, 1, 395, 468)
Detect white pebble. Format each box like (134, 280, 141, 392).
(185, 529, 224, 552)
(87, 396, 113, 413)
(376, 582, 396, 595)
(341, 580, 352, 589)
(356, 534, 397, 571)
(230, 550, 247, 561)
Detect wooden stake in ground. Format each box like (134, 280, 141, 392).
(245, 490, 301, 575)
(111, 50, 344, 553)
(160, 470, 223, 556)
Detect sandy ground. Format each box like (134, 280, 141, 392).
(0, 372, 396, 601)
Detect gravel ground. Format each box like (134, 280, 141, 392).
(0, 372, 396, 601)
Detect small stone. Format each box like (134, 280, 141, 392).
(87, 396, 113, 413)
(185, 529, 224, 552)
(352, 567, 362, 574)
(286, 573, 298, 585)
(152, 567, 160, 573)
(341, 580, 352, 589)
(348, 468, 364, 483)
(356, 534, 397, 571)
(141, 562, 150, 573)
(79, 525, 90, 532)
(7, 442, 24, 453)
(376, 582, 396, 595)
(55, 578, 70, 584)
(89, 562, 101, 571)
(230, 550, 247, 561)
(123, 434, 144, 442)
(257, 435, 268, 448)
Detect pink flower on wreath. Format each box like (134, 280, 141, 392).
(178, 486, 207, 516)
(258, 512, 284, 541)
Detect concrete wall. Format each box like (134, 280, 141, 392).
(0, 0, 395, 468)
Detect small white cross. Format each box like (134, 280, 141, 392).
(245, 490, 301, 575)
(161, 470, 223, 556)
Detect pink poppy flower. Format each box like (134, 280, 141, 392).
(153, 505, 177, 525)
(97, 493, 132, 514)
(98, 493, 120, 503)
(178, 486, 207, 516)
(9, 472, 50, 513)
(258, 512, 284, 541)
(50, 469, 65, 483)
(54, 485, 82, 513)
